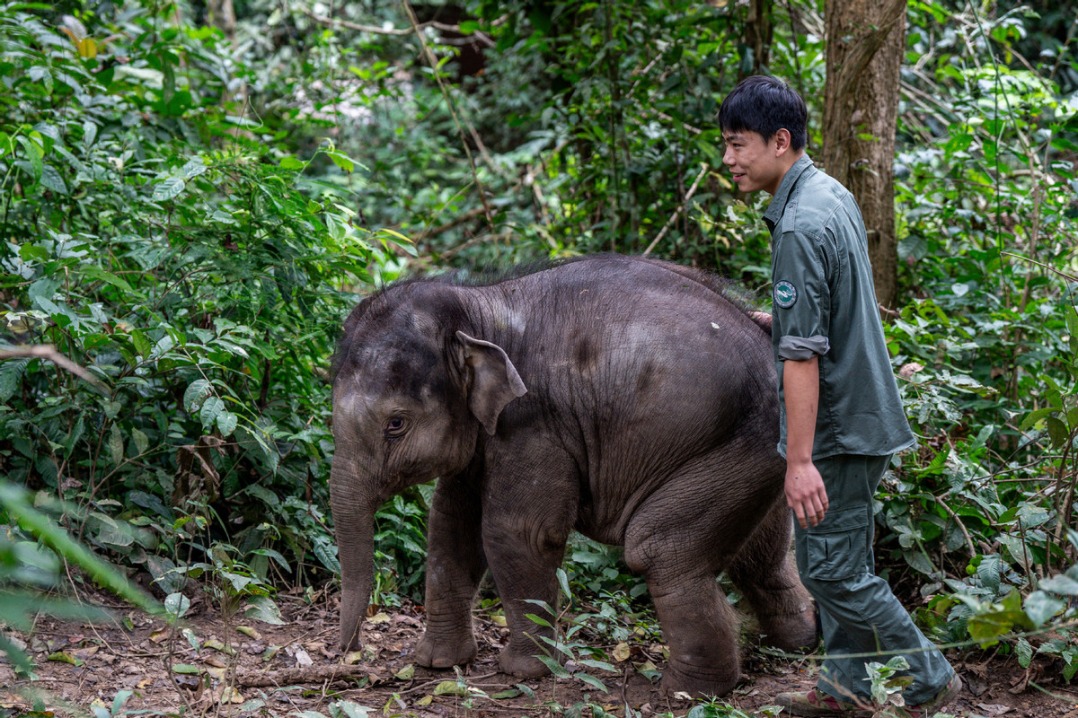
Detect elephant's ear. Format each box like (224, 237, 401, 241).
(455, 331, 527, 436)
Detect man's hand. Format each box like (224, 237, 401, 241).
(786, 459, 829, 529)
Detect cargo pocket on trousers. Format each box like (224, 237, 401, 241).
(804, 506, 868, 582)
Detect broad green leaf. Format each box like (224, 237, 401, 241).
(16, 134, 44, 179)
(976, 554, 1001, 593)
(200, 396, 224, 430)
(1016, 637, 1033, 667)
(312, 537, 340, 572)
(1046, 416, 1070, 448)
(1039, 574, 1078, 596)
(250, 547, 290, 570)
(575, 673, 609, 692)
(82, 120, 97, 147)
(220, 570, 256, 593)
(131, 329, 152, 358)
(19, 243, 49, 262)
(47, 651, 83, 666)
(556, 567, 570, 599)
(967, 590, 1032, 646)
(224, 115, 261, 127)
(180, 157, 207, 179)
(326, 150, 365, 173)
(131, 428, 149, 456)
(0, 357, 30, 402)
(244, 596, 285, 625)
(216, 410, 238, 437)
(576, 658, 618, 673)
(432, 681, 470, 696)
(183, 379, 212, 413)
(279, 156, 305, 170)
(152, 177, 185, 202)
(1024, 591, 1065, 627)
(28, 65, 53, 94)
(40, 164, 68, 194)
(114, 65, 164, 88)
(82, 266, 134, 292)
(171, 663, 200, 675)
(165, 592, 191, 619)
(902, 549, 936, 576)
(1020, 406, 1058, 431)
(111, 691, 133, 715)
(108, 423, 124, 465)
(523, 612, 552, 628)
(534, 655, 571, 679)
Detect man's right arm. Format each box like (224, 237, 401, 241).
(782, 355, 828, 529)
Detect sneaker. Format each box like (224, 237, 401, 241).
(900, 673, 963, 718)
(774, 688, 874, 717)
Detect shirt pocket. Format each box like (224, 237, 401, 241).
(804, 505, 868, 582)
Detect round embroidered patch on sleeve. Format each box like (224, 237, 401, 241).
(774, 280, 798, 309)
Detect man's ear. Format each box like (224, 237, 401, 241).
(773, 128, 793, 156)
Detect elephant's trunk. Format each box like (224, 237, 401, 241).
(331, 459, 379, 652)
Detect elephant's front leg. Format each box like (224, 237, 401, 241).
(481, 462, 578, 677)
(415, 472, 486, 669)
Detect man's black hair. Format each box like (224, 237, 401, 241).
(718, 75, 808, 151)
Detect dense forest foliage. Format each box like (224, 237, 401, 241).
(1, 0, 1076, 710)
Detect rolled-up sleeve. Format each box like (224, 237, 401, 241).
(772, 229, 830, 361)
(778, 335, 830, 360)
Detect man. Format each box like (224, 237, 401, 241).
(717, 74, 960, 717)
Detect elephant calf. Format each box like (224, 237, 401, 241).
(329, 254, 816, 696)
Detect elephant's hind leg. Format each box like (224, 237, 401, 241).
(645, 573, 743, 696)
(623, 511, 741, 696)
(727, 497, 817, 652)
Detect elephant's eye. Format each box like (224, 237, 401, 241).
(384, 416, 407, 438)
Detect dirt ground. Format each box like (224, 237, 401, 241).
(2, 589, 1076, 718)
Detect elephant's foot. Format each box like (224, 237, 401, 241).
(758, 602, 818, 652)
(497, 646, 553, 678)
(414, 629, 478, 669)
(660, 658, 740, 698)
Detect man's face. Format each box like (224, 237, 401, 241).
(721, 129, 786, 195)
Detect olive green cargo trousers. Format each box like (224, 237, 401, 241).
(794, 454, 955, 705)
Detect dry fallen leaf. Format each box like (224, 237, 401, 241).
(236, 625, 261, 640)
(203, 655, 228, 669)
(293, 648, 313, 667)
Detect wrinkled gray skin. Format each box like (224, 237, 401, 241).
(330, 255, 816, 697)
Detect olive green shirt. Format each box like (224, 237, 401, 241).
(763, 154, 916, 460)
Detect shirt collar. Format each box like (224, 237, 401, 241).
(763, 153, 815, 233)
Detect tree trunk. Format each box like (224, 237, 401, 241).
(207, 0, 236, 40)
(742, 0, 773, 77)
(821, 0, 906, 309)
